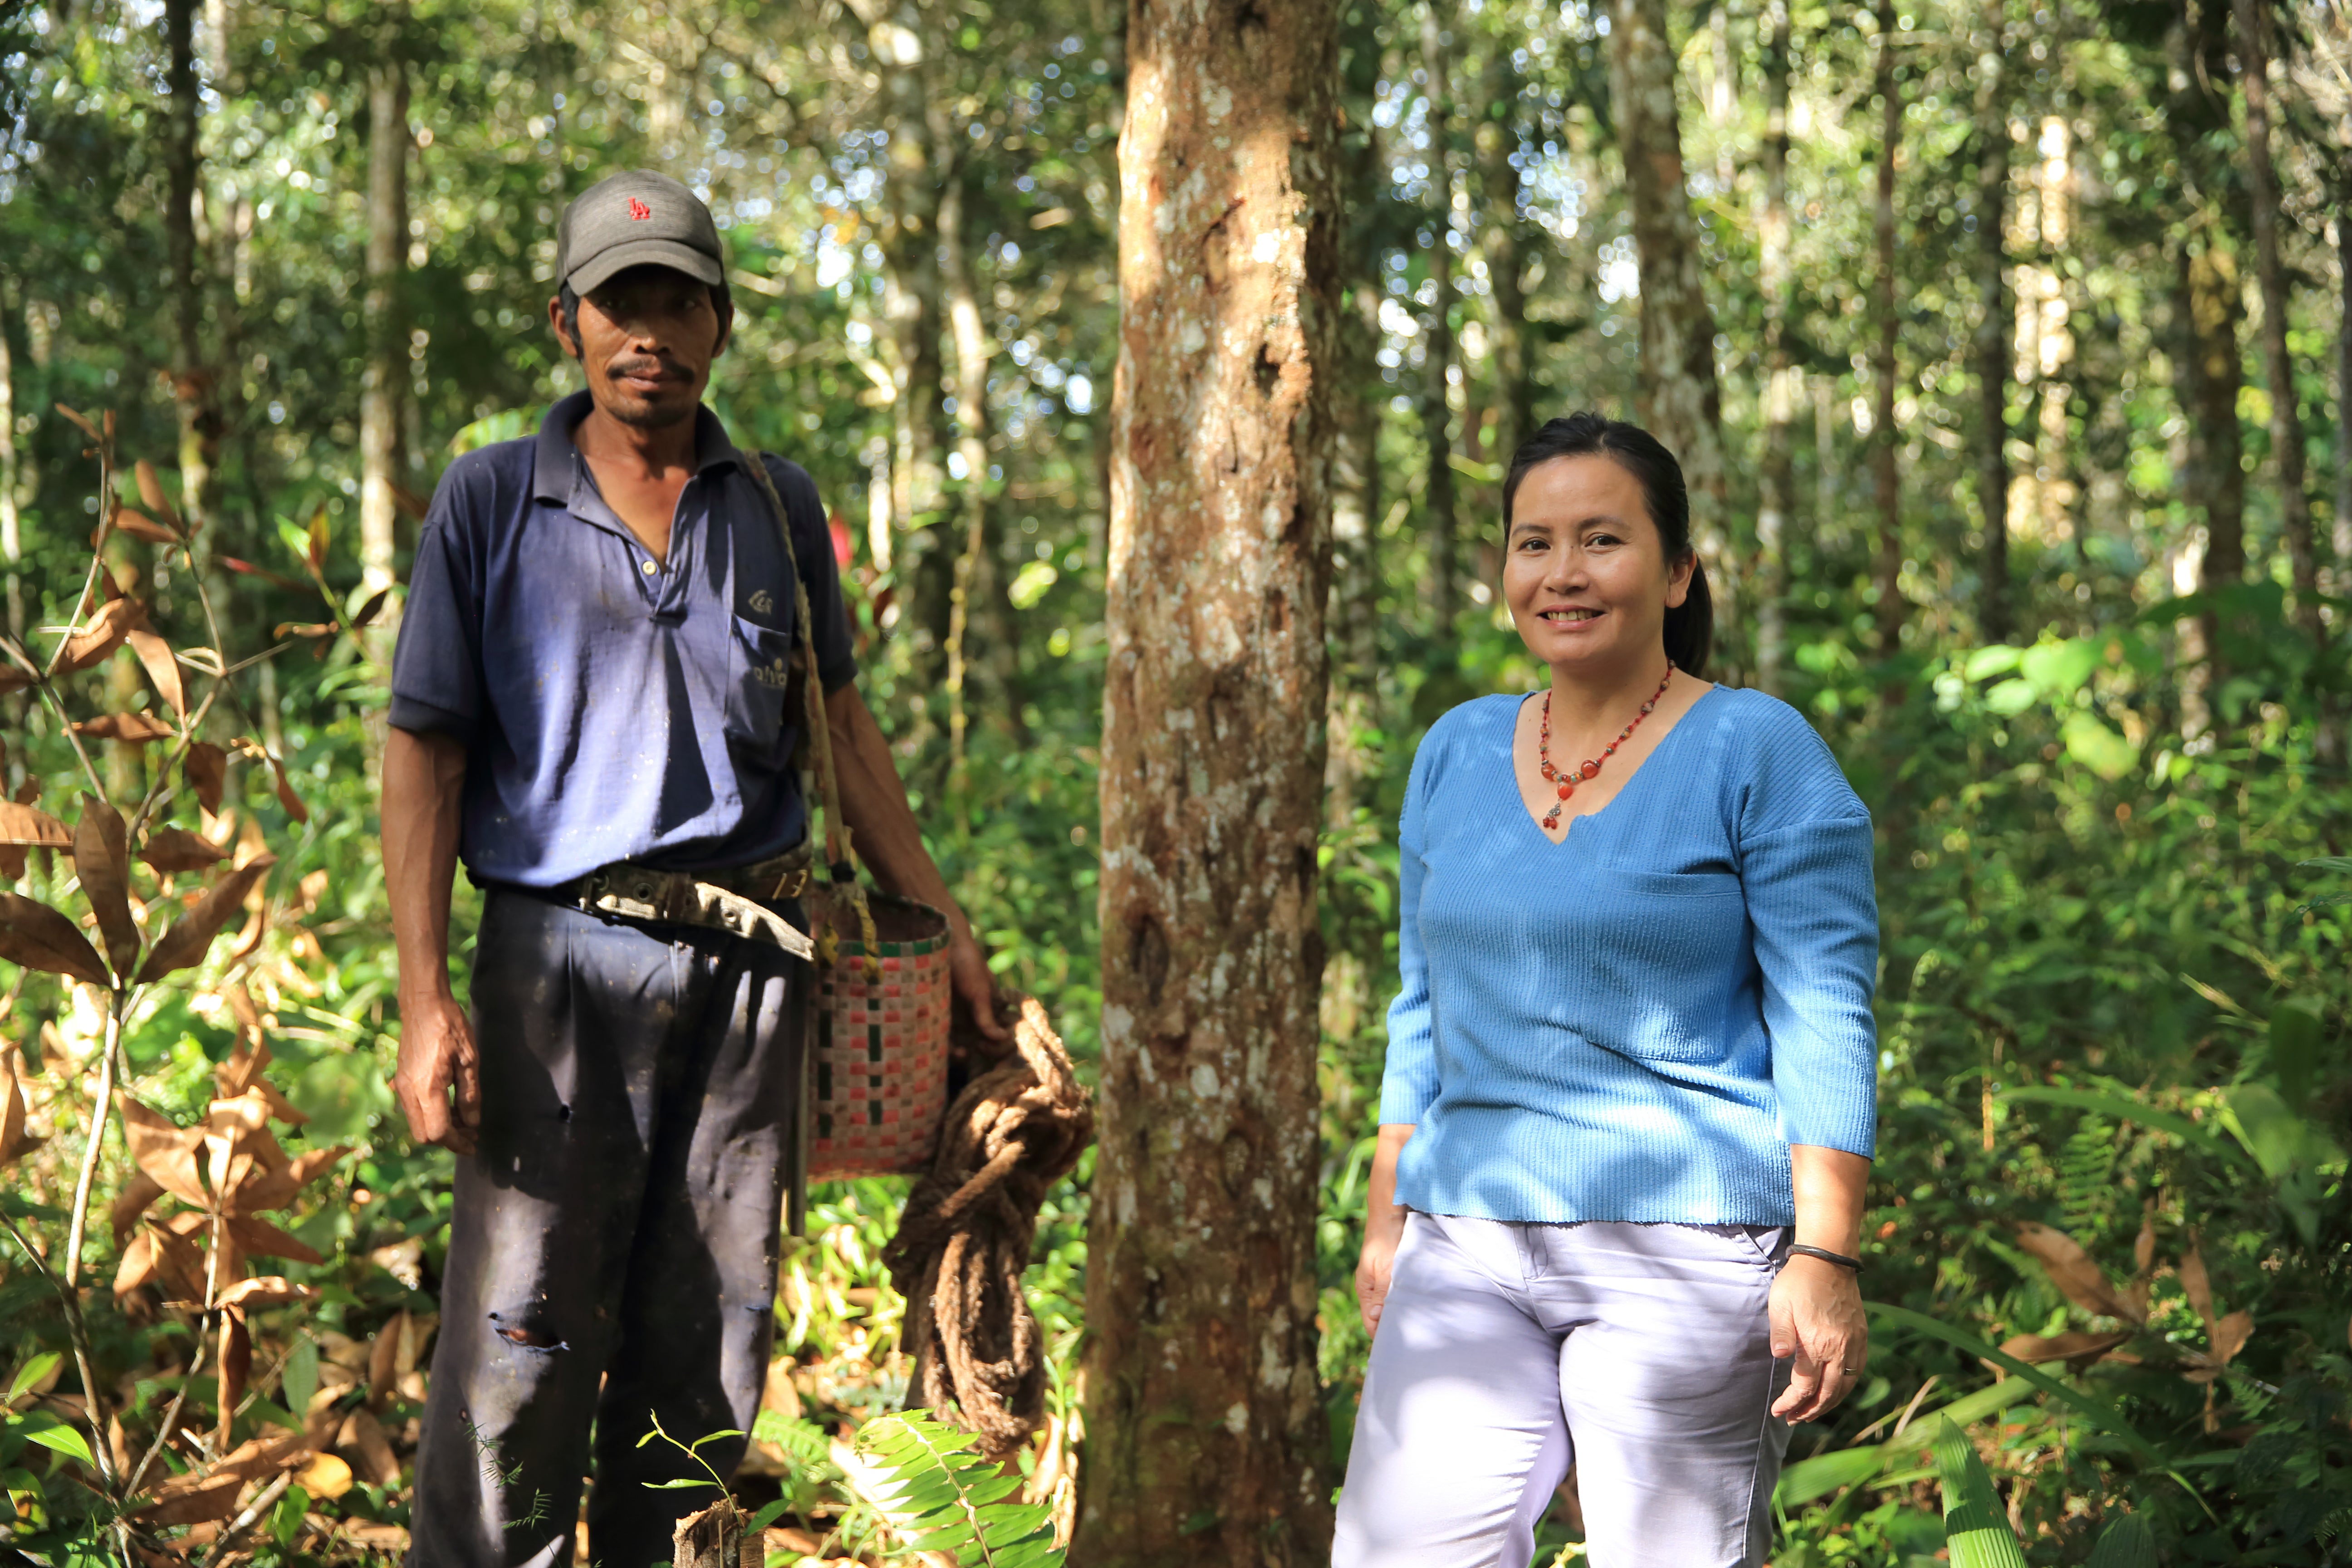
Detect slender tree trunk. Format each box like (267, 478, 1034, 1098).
(939, 159, 1002, 785)
(1481, 48, 1533, 467)
(1753, 0, 1793, 694)
(1869, 27, 1905, 657)
(1421, 0, 1457, 637)
(0, 296, 18, 646)
(163, 0, 220, 541)
(1608, 0, 1736, 676)
(1973, 0, 2012, 642)
(862, 2, 950, 667)
(2337, 207, 2351, 573)
(2231, 0, 2320, 641)
(1074, 0, 1339, 1558)
(1815, 371, 1839, 549)
(361, 50, 411, 676)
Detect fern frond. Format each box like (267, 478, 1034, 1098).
(840, 1411, 1063, 1568)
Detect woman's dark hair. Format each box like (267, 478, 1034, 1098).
(1499, 411, 1712, 675)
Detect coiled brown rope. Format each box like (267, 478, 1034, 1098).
(883, 995, 1093, 1459)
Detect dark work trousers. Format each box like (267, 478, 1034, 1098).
(408, 886, 804, 1568)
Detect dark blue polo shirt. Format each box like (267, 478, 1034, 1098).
(388, 391, 856, 888)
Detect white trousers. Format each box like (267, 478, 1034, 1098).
(1332, 1213, 1793, 1568)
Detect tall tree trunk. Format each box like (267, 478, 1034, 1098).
(1973, 0, 2012, 642)
(1815, 371, 1839, 549)
(1869, 27, 1905, 657)
(938, 158, 1003, 787)
(2179, 237, 2246, 724)
(0, 293, 18, 647)
(1608, 0, 1736, 676)
(2231, 0, 2320, 642)
(1073, 0, 1339, 1558)
(861, 3, 950, 667)
(2337, 206, 2351, 574)
(163, 0, 220, 543)
(1753, 0, 1793, 694)
(1480, 48, 1534, 468)
(1421, 0, 1457, 637)
(361, 50, 410, 677)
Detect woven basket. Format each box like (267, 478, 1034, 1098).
(806, 886, 952, 1181)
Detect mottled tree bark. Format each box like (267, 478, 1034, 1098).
(1752, 0, 1793, 694)
(2230, 0, 2320, 642)
(1608, 0, 1736, 675)
(0, 294, 18, 646)
(2337, 206, 2351, 573)
(1972, 0, 2012, 643)
(1421, 0, 1458, 637)
(163, 0, 221, 539)
(858, 1, 950, 662)
(1480, 45, 1534, 469)
(1868, 29, 1904, 657)
(361, 49, 411, 673)
(938, 158, 1011, 778)
(1073, 0, 1339, 1559)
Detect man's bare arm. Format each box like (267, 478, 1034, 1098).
(383, 726, 482, 1151)
(825, 682, 1008, 1039)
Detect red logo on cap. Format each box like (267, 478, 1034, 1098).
(626, 197, 652, 220)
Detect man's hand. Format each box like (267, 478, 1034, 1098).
(394, 990, 481, 1155)
(1769, 1255, 1867, 1422)
(1356, 1218, 1405, 1342)
(946, 913, 1009, 1042)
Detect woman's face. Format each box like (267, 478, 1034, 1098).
(1502, 455, 1694, 675)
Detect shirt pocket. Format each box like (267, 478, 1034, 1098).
(726, 614, 796, 757)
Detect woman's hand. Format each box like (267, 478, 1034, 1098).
(1357, 1123, 1416, 1341)
(1357, 1217, 1406, 1341)
(1769, 1255, 1867, 1422)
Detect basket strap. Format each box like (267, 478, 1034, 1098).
(743, 451, 881, 978)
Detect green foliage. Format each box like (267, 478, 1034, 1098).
(847, 1412, 1063, 1568)
(1936, 1417, 2031, 1568)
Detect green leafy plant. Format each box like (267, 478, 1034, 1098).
(1934, 1416, 2029, 1568)
(837, 1411, 1062, 1567)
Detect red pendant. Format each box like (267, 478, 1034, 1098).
(1578, 760, 1600, 781)
(1556, 783, 1573, 799)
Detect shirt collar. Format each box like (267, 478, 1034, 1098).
(529, 390, 745, 506)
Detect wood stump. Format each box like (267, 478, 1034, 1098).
(670, 1501, 757, 1568)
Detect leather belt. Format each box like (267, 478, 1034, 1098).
(549, 848, 815, 961)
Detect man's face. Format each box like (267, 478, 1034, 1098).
(551, 265, 730, 430)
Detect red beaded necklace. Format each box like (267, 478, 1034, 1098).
(1537, 662, 1676, 831)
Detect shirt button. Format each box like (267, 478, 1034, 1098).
(640, 559, 657, 575)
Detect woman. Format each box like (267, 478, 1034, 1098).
(1333, 413, 1879, 1568)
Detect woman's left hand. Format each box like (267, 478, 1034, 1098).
(1768, 1254, 1868, 1423)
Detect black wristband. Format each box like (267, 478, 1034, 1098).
(1786, 1243, 1864, 1273)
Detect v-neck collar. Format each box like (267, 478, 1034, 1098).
(1505, 685, 1721, 845)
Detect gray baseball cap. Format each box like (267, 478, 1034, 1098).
(556, 170, 725, 295)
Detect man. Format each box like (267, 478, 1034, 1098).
(384, 168, 1001, 1566)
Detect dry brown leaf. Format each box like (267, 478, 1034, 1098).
(110, 1171, 166, 1243)
(336, 1407, 402, 1488)
(294, 1450, 353, 1500)
(218, 1309, 253, 1421)
(2014, 1221, 2143, 1324)
(124, 628, 186, 719)
(73, 795, 138, 980)
(138, 827, 228, 874)
(130, 1470, 247, 1525)
(218, 1274, 314, 1313)
(0, 802, 72, 848)
(116, 1096, 208, 1207)
(135, 1212, 211, 1303)
(74, 712, 176, 743)
(264, 751, 308, 823)
(54, 402, 101, 444)
(2179, 1237, 2217, 1335)
(134, 461, 184, 532)
(0, 892, 111, 986)
(367, 1312, 408, 1408)
(137, 853, 277, 981)
(225, 1214, 323, 1266)
(0, 1055, 25, 1165)
(2182, 1308, 2258, 1384)
(185, 742, 227, 815)
(1993, 1330, 2132, 1374)
(112, 1228, 160, 1297)
(58, 597, 148, 675)
(110, 508, 181, 546)
(206, 1091, 279, 1203)
(236, 1143, 345, 1214)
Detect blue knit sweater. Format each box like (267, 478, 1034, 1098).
(1378, 686, 1880, 1226)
